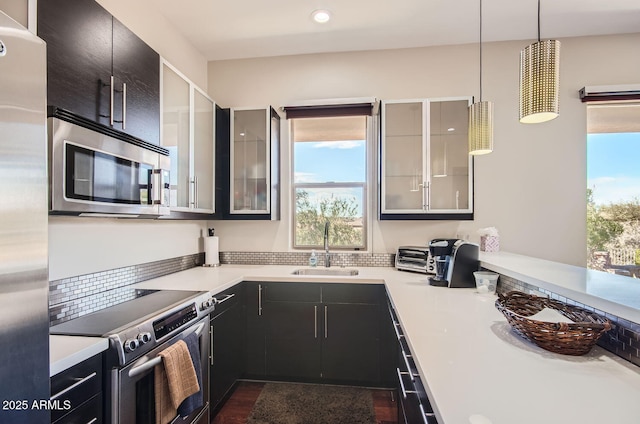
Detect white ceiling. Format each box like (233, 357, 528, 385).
(149, 0, 640, 61)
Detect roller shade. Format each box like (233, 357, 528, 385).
(282, 97, 376, 119)
(580, 84, 640, 102)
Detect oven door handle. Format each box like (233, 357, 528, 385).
(128, 321, 206, 378)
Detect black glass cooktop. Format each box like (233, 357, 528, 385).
(50, 290, 203, 337)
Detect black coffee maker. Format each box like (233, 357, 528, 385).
(428, 238, 479, 287)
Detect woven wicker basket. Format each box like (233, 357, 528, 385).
(495, 291, 612, 355)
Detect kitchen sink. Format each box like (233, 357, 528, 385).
(292, 268, 359, 276)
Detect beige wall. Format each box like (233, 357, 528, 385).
(208, 33, 640, 267)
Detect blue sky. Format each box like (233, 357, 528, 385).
(294, 140, 366, 183)
(587, 132, 640, 205)
(294, 140, 366, 216)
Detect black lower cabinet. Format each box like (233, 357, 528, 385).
(390, 302, 439, 424)
(245, 281, 394, 386)
(244, 282, 266, 377)
(262, 282, 321, 380)
(50, 353, 103, 424)
(265, 301, 322, 379)
(209, 287, 244, 414)
(322, 302, 381, 383)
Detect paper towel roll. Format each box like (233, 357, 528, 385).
(204, 236, 220, 267)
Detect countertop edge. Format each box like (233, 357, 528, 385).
(480, 251, 640, 324)
(50, 335, 109, 377)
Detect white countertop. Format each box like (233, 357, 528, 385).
(50, 262, 640, 423)
(49, 335, 109, 377)
(480, 251, 640, 324)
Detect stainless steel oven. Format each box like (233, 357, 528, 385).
(50, 289, 218, 424)
(48, 116, 170, 217)
(115, 317, 210, 424)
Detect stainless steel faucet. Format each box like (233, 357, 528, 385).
(323, 221, 331, 267)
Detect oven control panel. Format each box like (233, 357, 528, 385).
(153, 303, 198, 339)
(108, 290, 216, 366)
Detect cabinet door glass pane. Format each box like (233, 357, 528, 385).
(384, 102, 424, 211)
(162, 65, 191, 208)
(233, 109, 268, 212)
(193, 90, 214, 211)
(429, 100, 470, 210)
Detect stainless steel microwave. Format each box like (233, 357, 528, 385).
(48, 117, 170, 217)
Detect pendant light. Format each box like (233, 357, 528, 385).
(519, 0, 560, 123)
(468, 0, 494, 155)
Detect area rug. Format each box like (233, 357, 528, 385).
(247, 382, 376, 424)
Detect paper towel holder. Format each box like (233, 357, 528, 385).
(203, 228, 221, 267)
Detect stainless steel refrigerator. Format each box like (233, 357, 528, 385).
(0, 10, 49, 423)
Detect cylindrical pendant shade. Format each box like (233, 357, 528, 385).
(519, 39, 561, 123)
(469, 100, 494, 155)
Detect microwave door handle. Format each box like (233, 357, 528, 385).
(150, 169, 169, 206)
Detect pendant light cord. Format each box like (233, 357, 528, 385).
(479, 0, 483, 102)
(537, 0, 541, 42)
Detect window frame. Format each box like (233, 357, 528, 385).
(289, 114, 373, 251)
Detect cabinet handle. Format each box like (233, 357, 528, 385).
(422, 181, 428, 210)
(109, 75, 115, 126)
(86, 419, 98, 424)
(258, 284, 262, 316)
(425, 181, 430, 210)
(209, 325, 214, 366)
(418, 402, 435, 424)
(396, 368, 415, 400)
(121, 82, 127, 130)
(51, 372, 97, 400)
(401, 349, 415, 381)
(214, 293, 235, 305)
(393, 322, 403, 341)
(314, 305, 318, 339)
(324, 306, 328, 338)
(190, 178, 196, 206)
(194, 176, 199, 208)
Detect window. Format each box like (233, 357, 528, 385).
(586, 101, 640, 276)
(291, 115, 369, 249)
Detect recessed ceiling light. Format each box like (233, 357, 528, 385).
(311, 9, 331, 24)
(447, 127, 455, 132)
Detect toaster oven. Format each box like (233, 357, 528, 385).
(395, 246, 435, 274)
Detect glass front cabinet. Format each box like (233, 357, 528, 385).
(380, 98, 473, 219)
(161, 61, 215, 215)
(229, 107, 281, 219)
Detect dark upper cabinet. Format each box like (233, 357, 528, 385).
(38, 0, 160, 145)
(215, 107, 281, 220)
(111, 18, 160, 144)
